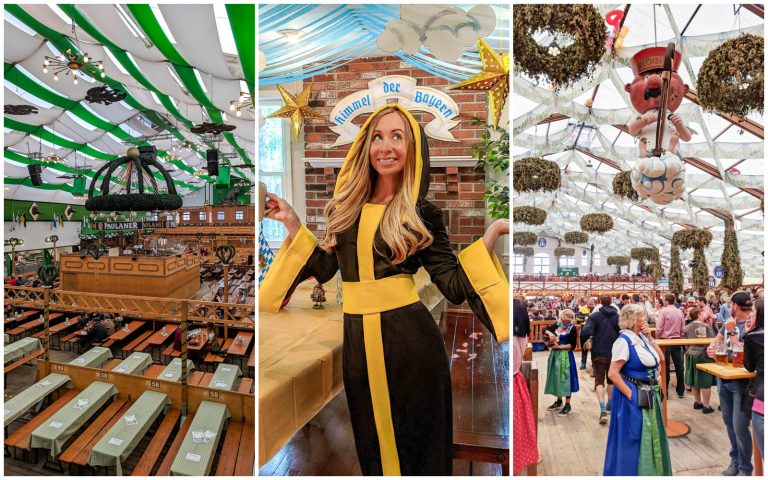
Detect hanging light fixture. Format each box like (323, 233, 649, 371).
(229, 91, 253, 118)
(42, 20, 105, 84)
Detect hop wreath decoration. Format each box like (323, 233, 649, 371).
(669, 244, 684, 295)
(513, 246, 535, 257)
(672, 228, 713, 250)
(613, 171, 639, 202)
(513, 4, 606, 90)
(564, 231, 588, 244)
(697, 34, 764, 117)
(513, 157, 561, 193)
(580, 213, 614, 233)
(631, 247, 662, 278)
(513, 206, 547, 225)
(607, 256, 630, 266)
(514, 232, 538, 246)
(554, 247, 575, 257)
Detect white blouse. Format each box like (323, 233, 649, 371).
(611, 330, 660, 367)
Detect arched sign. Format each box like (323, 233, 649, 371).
(538, 238, 547, 248)
(714, 266, 724, 279)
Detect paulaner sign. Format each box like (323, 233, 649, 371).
(329, 75, 461, 146)
(92, 220, 174, 230)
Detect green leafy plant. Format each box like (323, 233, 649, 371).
(554, 247, 575, 257)
(513, 206, 547, 225)
(672, 228, 713, 294)
(613, 171, 639, 201)
(607, 255, 630, 274)
(513, 246, 535, 256)
(470, 118, 509, 219)
(631, 247, 662, 278)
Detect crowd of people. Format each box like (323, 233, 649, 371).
(514, 290, 764, 476)
(514, 274, 656, 282)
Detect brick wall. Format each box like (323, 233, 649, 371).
(302, 56, 491, 252)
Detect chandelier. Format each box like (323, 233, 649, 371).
(229, 91, 253, 118)
(42, 21, 105, 84)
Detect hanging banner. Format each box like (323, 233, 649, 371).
(329, 75, 461, 146)
(91, 220, 174, 231)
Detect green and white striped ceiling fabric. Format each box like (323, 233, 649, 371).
(4, 4, 254, 196)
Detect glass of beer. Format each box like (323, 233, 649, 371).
(714, 341, 728, 365)
(731, 343, 744, 368)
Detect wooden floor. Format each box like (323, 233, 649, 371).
(532, 350, 734, 476)
(260, 309, 504, 476)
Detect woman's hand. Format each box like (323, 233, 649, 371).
(265, 193, 302, 239)
(706, 344, 715, 359)
(640, 324, 652, 339)
(483, 219, 509, 254)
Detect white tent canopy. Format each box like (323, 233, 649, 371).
(513, 4, 764, 280)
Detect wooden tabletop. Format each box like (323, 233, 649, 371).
(109, 321, 146, 341)
(145, 325, 176, 346)
(18, 312, 63, 329)
(656, 338, 712, 347)
(48, 318, 79, 334)
(227, 331, 253, 356)
(187, 328, 209, 351)
(697, 362, 757, 380)
(5, 309, 38, 325)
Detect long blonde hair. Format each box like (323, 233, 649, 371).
(320, 107, 433, 264)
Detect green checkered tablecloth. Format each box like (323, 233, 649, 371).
(159, 359, 196, 382)
(4, 337, 42, 363)
(69, 347, 113, 368)
(88, 391, 169, 475)
(170, 401, 230, 476)
(4, 373, 71, 427)
(111, 352, 152, 375)
(29, 381, 118, 458)
(209, 363, 242, 391)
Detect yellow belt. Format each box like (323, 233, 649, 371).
(342, 274, 420, 315)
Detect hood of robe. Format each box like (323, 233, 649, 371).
(333, 103, 430, 204)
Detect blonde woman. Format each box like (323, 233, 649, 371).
(260, 104, 509, 476)
(543, 309, 580, 416)
(604, 304, 671, 475)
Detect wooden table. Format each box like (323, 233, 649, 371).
(187, 328, 210, 352)
(108, 321, 146, 342)
(4, 309, 37, 326)
(448, 311, 509, 475)
(697, 362, 762, 476)
(8, 313, 63, 341)
(655, 338, 712, 437)
(227, 331, 253, 357)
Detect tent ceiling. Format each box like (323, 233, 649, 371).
(513, 4, 764, 278)
(4, 4, 254, 202)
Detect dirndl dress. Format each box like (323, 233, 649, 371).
(543, 327, 579, 397)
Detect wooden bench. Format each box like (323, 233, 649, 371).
(130, 408, 181, 476)
(93, 338, 115, 349)
(4, 349, 45, 374)
(122, 331, 153, 356)
(189, 371, 206, 385)
(102, 358, 122, 371)
(238, 378, 253, 394)
(154, 413, 194, 476)
(5, 388, 81, 458)
(203, 338, 234, 365)
(215, 421, 254, 475)
(59, 398, 129, 469)
(521, 360, 539, 476)
(61, 331, 81, 352)
(143, 364, 165, 378)
(161, 345, 180, 363)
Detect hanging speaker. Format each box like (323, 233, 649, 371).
(28, 164, 43, 186)
(206, 149, 219, 176)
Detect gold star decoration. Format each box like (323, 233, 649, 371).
(266, 82, 324, 142)
(450, 38, 509, 129)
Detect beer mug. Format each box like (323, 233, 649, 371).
(731, 343, 744, 369)
(714, 341, 727, 365)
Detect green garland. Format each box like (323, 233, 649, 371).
(512, 157, 561, 192)
(697, 34, 764, 116)
(580, 213, 613, 233)
(692, 249, 710, 294)
(631, 247, 662, 278)
(513, 246, 535, 257)
(514, 232, 538, 246)
(564, 231, 588, 244)
(513, 4, 605, 90)
(554, 247, 575, 257)
(85, 193, 183, 212)
(612, 171, 639, 201)
(669, 244, 684, 295)
(719, 229, 744, 291)
(513, 206, 547, 225)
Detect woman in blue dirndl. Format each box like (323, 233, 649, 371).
(543, 309, 580, 416)
(604, 304, 672, 476)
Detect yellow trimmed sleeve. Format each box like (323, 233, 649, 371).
(458, 239, 510, 343)
(259, 224, 319, 313)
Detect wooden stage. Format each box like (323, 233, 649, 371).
(531, 350, 734, 476)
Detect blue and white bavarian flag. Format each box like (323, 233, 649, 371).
(258, 228, 274, 286)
